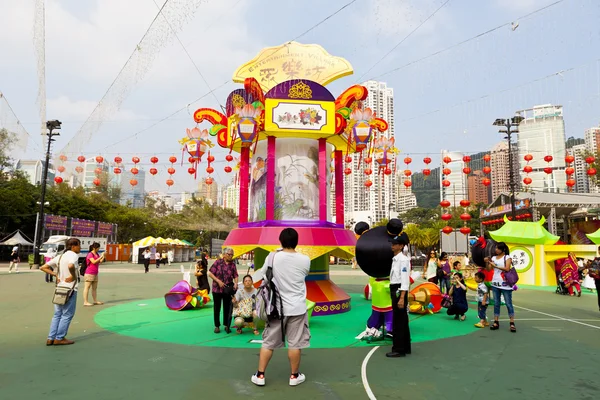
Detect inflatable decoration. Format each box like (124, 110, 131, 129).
(193, 42, 396, 316)
(164, 280, 210, 311)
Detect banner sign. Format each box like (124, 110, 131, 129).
(71, 218, 96, 237)
(97, 222, 113, 236)
(44, 215, 67, 231)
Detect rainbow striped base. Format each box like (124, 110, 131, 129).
(306, 280, 351, 316)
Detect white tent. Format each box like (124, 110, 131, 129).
(0, 230, 34, 246)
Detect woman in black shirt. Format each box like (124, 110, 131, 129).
(195, 252, 210, 293)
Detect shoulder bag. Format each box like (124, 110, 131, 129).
(501, 255, 519, 287)
(52, 254, 76, 305)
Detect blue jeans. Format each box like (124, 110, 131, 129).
(439, 277, 451, 294)
(491, 286, 514, 318)
(477, 302, 488, 320)
(48, 291, 77, 340)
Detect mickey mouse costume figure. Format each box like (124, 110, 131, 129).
(355, 219, 409, 340)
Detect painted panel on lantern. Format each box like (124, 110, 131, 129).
(265, 99, 335, 134)
(249, 141, 268, 222)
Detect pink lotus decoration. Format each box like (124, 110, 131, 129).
(164, 280, 211, 311)
(350, 107, 375, 150)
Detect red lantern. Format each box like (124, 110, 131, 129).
(460, 213, 471, 221)
(543, 167, 553, 174)
(75, 166, 83, 173)
(442, 226, 453, 235)
(225, 154, 234, 162)
(483, 154, 491, 162)
(524, 154, 533, 162)
(365, 180, 373, 188)
(131, 167, 139, 175)
(205, 177, 213, 185)
(149, 168, 158, 175)
(169, 156, 177, 164)
(188, 167, 196, 175)
(57, 165, 65, 173)
(345, 156, 352, 163)
(93, 178, 101, 186)
(565, 155, 575, 164)
(59, 155, 67, 162)
(441, 213, 452, 221)
(423, 157, 431, 165)
(523, 165, 533, 173)
(166, 179, 174, 187)
(544, 155, 553, 163)
(224, 166, 232, 173)
(482, 178, 491, 186)
(423, 168, 431, 176)
(94, 167, 102, 175)
(364, 168, 372, 175)
(585, 156, 595, 164)
(403, 180, 412, 187)
(54, 176, 63, 184)
(95, 156, 104, 163)
(77, 155, 86, 163)
(442, 168, 451, 176)
(565, 167, 575, 175)
(443, 156, 452, 164)
(188, 156, 196, 164)
(130, 179, 138, 187)
(566, 179, 576, 187)
(114, 156, 122, 164)
(587, 168, 597, 176)
(404, 157, 412, 164)
(206, 166, 214, 174)
(114, 167, 122, 174)
(523, 177, 532, 185)
(132, 156, 140, 164)
(207, 155, 215, 163)
(404, 170, 412, 177)
(459, 226, 471, 235)
(440, 200, 451, 208)
(344, 168, 352, 175)
(150, 156, 159, 164)
(482, 166, 491, 174)
(460, 199, 470, 207)
(462, 155, 471, 163)
(442, 179, 451, 187)
(168, 167, 176, 175)
(384, 168, 392, 175)
(364, 157, 373, 164)
(462, 167, 471, 175)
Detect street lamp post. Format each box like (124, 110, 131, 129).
(32, 120, 62, 269)
(493, 116, 523, 220)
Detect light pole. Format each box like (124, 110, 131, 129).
(493, 116, 523, 220)
(32, 120, 61, 269)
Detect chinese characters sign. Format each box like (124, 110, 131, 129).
(97, 222, 113, 236)
(71, 218, 96, 237)
(509, 246, 533, 273)
(45, 215, 67, 231)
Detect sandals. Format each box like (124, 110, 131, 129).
(236, 328, 243, 334)
(253, 329, 260, 336)
(490, 321, 499, 330)
(510, 322, 516, 333)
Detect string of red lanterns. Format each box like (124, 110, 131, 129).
(403, 156, 412, 188)
(422, 156, 431, 178)
(522, 153, 533, 187)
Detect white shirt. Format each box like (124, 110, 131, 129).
(254, 251, 311, 316)
(390, 252, 411, 291)
(12, 246, 18, 253)
(491, 255, 513, 290)
(144, 251, 152, 259)
(47, 251, 80, 291)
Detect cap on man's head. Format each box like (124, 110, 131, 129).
(390, 235, 408, 245)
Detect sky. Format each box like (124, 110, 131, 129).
(1, 0, 599, 196)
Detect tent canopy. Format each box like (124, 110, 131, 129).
(0, 230, 34, 246)
(133, 236, 192, 248)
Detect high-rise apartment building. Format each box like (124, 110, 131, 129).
(118, 169, 146, 208)
(584, 125, 600, 154)
(516, 104, 567, 192)
(467, 170, 490, 204)
(440, 150, 467, 207)
(490, 141, 518, 199)
(344, 81, 396, 224)
(197, 178, 219, 205)
(223, 183, 240, 215)
(396, 175, 417, 214)
(83, 157, 109, 188)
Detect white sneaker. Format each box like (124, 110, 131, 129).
(289, 373, 306, 386)
(251, 373, 265, 386)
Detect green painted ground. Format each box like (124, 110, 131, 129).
(95, 293, 475, 348)
(1, 263, 600, 400)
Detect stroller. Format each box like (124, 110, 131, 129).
(555, 274, 569, 295)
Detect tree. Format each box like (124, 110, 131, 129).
(398, 207, 440, 228)
(0, 128, 16, 178)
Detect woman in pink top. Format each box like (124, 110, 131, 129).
(84, 242, 105, 306)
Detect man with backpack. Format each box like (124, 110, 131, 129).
(251, 228, 311, 387)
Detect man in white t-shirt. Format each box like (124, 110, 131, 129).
(40, 238, 81, 346)
(251, 228, 311, 387)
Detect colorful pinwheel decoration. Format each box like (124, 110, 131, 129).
(164, 280, 211, 311)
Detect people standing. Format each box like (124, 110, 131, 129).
(251, 228, 311, 387)
(8, 245, 19, 273)
(143, 248, 151, 273)
(155, 250, 161, 268)
(425, 250, 438, 284)
(167, 249, 174, 266)
(485, 242, 516, 332)
(83, 243, 105, 307)
(387, 234, 411, 358)
(40, 238, 81, 346)
(438, 252, 451, 294)
(194, 251, 210, 293)
(208, 247, 238, 334)
(473, 271, 489, 328)
(44, 247, 57, 282)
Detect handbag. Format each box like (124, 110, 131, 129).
(441, 294, 453, 308)
(223, 283, 236, 296)
(52, 255, 76, 305)
(501, 255, 519, 287)
(234, 297, 254, 318)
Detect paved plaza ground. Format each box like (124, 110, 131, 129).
(1, 261, 600, 400)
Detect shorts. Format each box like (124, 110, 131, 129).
(84, 274, 98, 282)
(262, 313, 311, 350)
